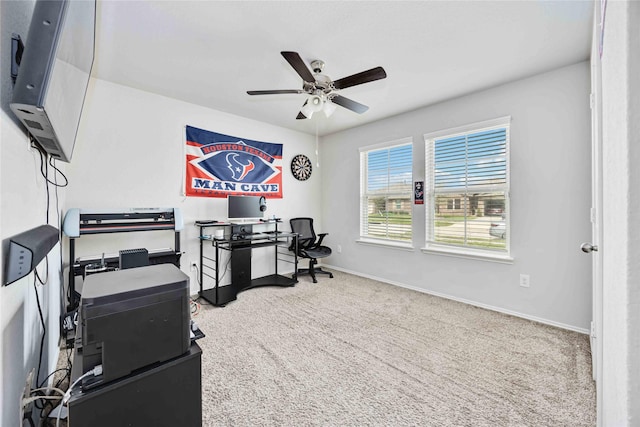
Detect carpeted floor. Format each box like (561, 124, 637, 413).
(194, 270, 596, 426)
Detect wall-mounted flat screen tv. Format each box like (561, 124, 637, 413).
(10, 0, 95, 163)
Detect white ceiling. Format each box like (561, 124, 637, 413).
(93, 0, 593, 136)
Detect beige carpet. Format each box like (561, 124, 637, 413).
(194, 270, 596, 426)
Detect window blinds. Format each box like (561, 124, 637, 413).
(426, 122, 509, 253)
(360, 141, 412, 242)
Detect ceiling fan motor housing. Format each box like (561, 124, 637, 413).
(310, 59, 325, 74)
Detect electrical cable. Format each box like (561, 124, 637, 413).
(50, 155, 70, 374)
(21, 134, 67, 425)
(32, 276, 47, 410)
(193, 263, 201, 287)
(30, 137, 68, 188)
(22, 391, 64, 406)
(48, 156, 68, 188)
(22, 395, 62, 405)
(34, 256, 49, 286)
(219, 254, 231, 282)
(63, 365, 103, 402)
(30, 138, 51, 224)
(37, 367, 69, 390)
(29, 136, 74, 422)
(30, 386, 66, 397)
(33, 258, 49, 413)
(56, 365, 103, 426)
(190, 299, 200, 316)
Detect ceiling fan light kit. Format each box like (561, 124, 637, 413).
(308, 94, 323, 111)
(247, 51, 387, 120)
(322, 98, 337, 117)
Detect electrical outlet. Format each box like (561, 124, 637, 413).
(19, 368, 35, 422)
(519, 274, 530, 288)
(337, 245, 342, 253)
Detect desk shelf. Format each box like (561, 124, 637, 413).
(196, 221, 298, 306)
(199, 274, 295, 306)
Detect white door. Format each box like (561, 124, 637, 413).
(587, 6, 604, 424)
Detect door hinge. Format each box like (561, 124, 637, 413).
(590, 207, 597, 223)
(590, 93, 595, 110)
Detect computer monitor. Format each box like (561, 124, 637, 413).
(227, 195, 265, 222)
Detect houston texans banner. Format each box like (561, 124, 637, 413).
(185, 125, 283, 198)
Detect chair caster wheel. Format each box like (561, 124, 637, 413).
(329, 273, 334, 278)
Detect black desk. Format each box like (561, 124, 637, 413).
(196, 221, 298, 306)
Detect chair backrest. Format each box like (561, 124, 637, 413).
(290, 217, 316, 249)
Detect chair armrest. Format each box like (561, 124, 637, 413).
(316, 233, 329, 246)
(292, 237, 313, 252)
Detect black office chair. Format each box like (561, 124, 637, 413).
(289, 217, 334, 283)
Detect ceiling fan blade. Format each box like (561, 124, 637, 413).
(247, 89, 305, 95)
(331, 95, 369, 114)
(332, 66, 387, 90)
(296, 100, 310, 120)
(281, 51, 316, 83)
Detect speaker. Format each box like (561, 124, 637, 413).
(259, 196, 267, 212)
(4, 224, 59, 286)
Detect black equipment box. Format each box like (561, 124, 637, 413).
(78, 264, 190, 388)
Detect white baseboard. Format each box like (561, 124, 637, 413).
(323, 264, 589, 335)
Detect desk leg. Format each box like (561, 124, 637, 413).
(293, 235, 298, 281)
(214, 241, 220, 305)
(199, 229, 204, 296)
(274, 242, 278, 276)
(68, 238, 77, 310)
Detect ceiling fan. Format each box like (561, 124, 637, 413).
(247, 51, 387, 120)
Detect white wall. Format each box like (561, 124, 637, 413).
(600, 1, 640, 424)
(1, 1, 64, 425)
(321, 62, 592, 331)
(64, 79, 321, 295)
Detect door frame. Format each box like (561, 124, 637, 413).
(589, 3, 604, 424)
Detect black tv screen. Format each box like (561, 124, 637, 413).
(227, 195, 264, 221)
(10, 0, 95, 163)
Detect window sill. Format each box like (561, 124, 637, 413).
(356, 238, 415, 251)
(420, 244, 514, 264)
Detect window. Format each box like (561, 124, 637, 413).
(360, 138, 413, 243)
(446, 198, 461, 210)
(424, 117, 510, 257)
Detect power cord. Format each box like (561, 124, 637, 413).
(190, 299, 201, 316)
(22, 388, 65, 406)
(32, 273, 47, 413)
(63, 365, 103, 404)
(56, 365, 103, 427)
(21, 386, 65, 427)
(27, 133, 71, 422)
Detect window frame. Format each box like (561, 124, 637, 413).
(423, 117, 513, 263)
(358, 137, 414, 248)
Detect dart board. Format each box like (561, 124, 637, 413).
(290, 154, 312, 181)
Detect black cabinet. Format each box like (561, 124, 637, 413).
(67, 344, 202, 427)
